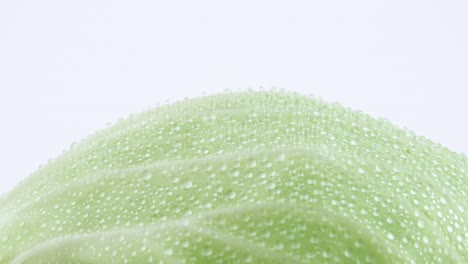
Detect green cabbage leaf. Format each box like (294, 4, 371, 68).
(0, 91, 466, 263)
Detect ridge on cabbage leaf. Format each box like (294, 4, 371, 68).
(0, 91, 466, 263)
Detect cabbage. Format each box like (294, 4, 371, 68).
(0, 91, 466, 263)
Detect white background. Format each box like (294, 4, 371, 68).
(1, 0, 467, 195)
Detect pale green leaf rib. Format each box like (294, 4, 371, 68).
(10, 203, 299, 264)
(1, 146, 308, 229)
(9, 202, 395, 264)
(189, 222, 309, 264)
(1, 91, 467, 263)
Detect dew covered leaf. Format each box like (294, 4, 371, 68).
(0, 91, 467, 263)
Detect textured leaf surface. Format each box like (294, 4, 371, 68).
(0, 91, 467, 263)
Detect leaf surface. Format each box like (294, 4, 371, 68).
(0, 91, 466, 263)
